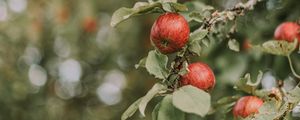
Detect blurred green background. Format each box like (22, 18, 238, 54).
(0, 0, 299, 120)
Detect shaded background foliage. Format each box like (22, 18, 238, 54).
(0, 0, 299, 119)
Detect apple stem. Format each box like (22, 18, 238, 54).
(287, 55, 300, 79)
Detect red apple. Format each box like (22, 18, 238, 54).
(180, 62, 215, 91)
(274, 22, 300, 43)
(82, 16, 98, 33)
(150, 13, 190, 54)
(242, 39, 252, 51)
(233, 96, 264, 118)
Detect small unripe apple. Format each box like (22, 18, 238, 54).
(150, 13, 190, 54)
(233, 96, 264, 118)
(180, 62, 215, 91)
(274, 22, 300, 43)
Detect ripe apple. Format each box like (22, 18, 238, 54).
(233, 96, 264, 118)
(180, 62, 215, 91)
(82, 16, 98, 33)
(274, 22, 300, 43)
(150, 13, 190, 54)
(242, 39, 252, 51)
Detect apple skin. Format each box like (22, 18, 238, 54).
(150, 13, 190, 54)
(274, 22, 300, 43)
(233, 96, 264, 118)
(180, 62, 215, 91)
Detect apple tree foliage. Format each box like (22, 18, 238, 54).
(111, 0, 300, 120)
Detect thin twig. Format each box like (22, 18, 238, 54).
(287, 55, 300, 79)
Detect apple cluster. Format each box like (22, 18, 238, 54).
(149, 13, 300, 119)
(231, 21, 300, 118)
(150, 12, 216, 91)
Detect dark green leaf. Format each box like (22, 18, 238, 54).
(145, 50, 169, 79)
(139, 83, 167, 117)
(121, 98, 142, 120)
(173, 85, 211, 117)
(157, 95, 185, 120)
(228, 39, 240, 52)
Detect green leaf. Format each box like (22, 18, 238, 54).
(202, 38, 210, 47)
(189, 1, 214, 12)
(188, 40, 202, 56)
(145, 50, 169, 79)
(287, 85, 300, 103)
(135, 57, 147, 69)
(226, 11, 235, 20)
(173, 85, 211, 117)
(152, 102, 161, 120)
(162, 2, 188, 12)
(169, 2, 188, 12)
(111, 7, 135, 27)
(157, 95, 185, 120)
(139, 83, 167, 117)
(246, 99, 278, 120)
(111, 2, 161, 27)
(178, 61, 189, 76)
(257, 39, 298, 56)
(228, 39, 240, 52)
(160, 0, 177, 3)
(234, 71, 263, 94)
(188, 12, 203, 22)
(162, 3, 173, 12)
(189, 29, 208, 43)
(121, 98, 142, 120)
(216, 96, 240, 105)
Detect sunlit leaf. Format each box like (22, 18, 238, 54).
(228, 39, 240, 52)
(257, 39, 298, 56)
(246, 99, 278, 120)
(121, 98, 142, 120)
(202, 38, 210, 47)
(111, 2, 161, 27)
(139, 83, 167, 117)
(145, 50, 169, 79)
(135, 57, 147, 69)
(173, 85, 211, 117)
(287, 85, 300, 103)
(235, 71, 263, 94)
(178, 61, 189, 76)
